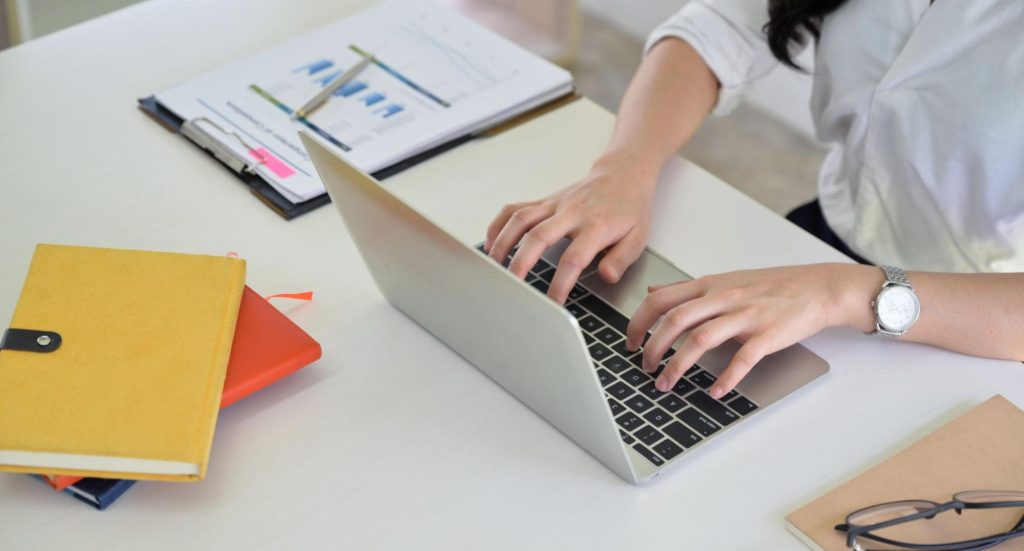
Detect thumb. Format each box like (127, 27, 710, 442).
(598, 228, 646, 283)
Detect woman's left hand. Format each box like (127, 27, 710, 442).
(625, 263, 878, 399)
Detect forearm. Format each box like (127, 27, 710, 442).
(833, 265, 1024, 361)
(594, 38, 719, 187)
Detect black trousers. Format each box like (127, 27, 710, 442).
(785, 200, 871, 265)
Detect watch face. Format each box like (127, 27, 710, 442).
(877, 285, 920, 332)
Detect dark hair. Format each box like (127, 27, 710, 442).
(765, 0, 850, 70)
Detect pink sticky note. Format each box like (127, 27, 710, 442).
(248, 147, 295, 179)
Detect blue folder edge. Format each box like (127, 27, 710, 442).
(33, 475, 137, 511)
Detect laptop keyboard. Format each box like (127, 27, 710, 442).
(483, 247, 760, 468)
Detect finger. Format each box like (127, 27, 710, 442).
(647, 284, 669, 293)
(485, 202, 530, 252)
(597, 226, 646, 283)
(655, 314, 750, 392)
(625, 280, 706, 351)
(547, 230, 607, 304)
(710, 336, 774, 399)
(507, 216, 575, 279)
(489, 204, 553, 267)
(640, 296, 723, 373)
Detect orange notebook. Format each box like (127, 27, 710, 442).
(41, 285, 321, 490)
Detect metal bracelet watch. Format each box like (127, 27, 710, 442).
(867, 265, 920, 338)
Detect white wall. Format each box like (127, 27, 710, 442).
(581, 0, 816, 138)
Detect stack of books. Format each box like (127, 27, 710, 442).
(0, 244, 322, 510)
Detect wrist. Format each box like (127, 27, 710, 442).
(591, 148, 663, 192)
(827, 263, 886, 332)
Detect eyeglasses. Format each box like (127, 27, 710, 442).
(835, 490, 1024, 550)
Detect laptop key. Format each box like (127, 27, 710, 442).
(685, 365, 700, 377)
(593, 327, 621, 346)
(625, 394, 655, 414)
(621, 368, 651, 388)
(607, 397, 625, 416)
(588, 342, 612, 362)
(529, 279, 550, 293)
(685, 390, 739, 426)
(722, 389, 739, 401)
(568, 285, 588, 301)
(566, 303, 585, 319)
(596, 368, 615, 388)
(672, 377, 696, 396)
(578, 294, 631, 335)
(689, 370, 717, 389)
(728, 395, 759, 416)
(616, 411, 643, 432)
(620, 430, 635, 445)
(678, 407, 720, 437)
(643, 408, 672, 427)
(601, 355, 630, 374)
(607, 381, 634, 401)
(653, 439, 684, 461)
(533, 258, 555, 273)
(634, 426, 664, 446)
(632, 443, 665, 467)
(664, 421, 702, 448)
(611, 339, 639, 359)
(658, 393, 686, 413)
(578, 315, 605, 334)
(638, 381, 666, 400)
(536, 267, 556, 283)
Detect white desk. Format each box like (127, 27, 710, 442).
(1, 1, 1021, 549)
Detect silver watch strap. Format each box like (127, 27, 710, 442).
(881, 265, 911, 287)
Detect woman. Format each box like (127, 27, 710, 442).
(483, 0, 1024, 399)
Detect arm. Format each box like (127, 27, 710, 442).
(484, 37, 718, 304)
(625, 263, 1024, 399)
(842, 266, 1024, 360)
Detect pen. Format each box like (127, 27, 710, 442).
(291, 53, 375, 120)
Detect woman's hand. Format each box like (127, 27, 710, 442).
(484, 155, 657, 304)
(625, 263, 881, 398)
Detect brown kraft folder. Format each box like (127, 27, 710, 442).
(786, 395, 1024, 550)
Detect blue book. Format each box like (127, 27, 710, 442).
(34, 475, 136, 511)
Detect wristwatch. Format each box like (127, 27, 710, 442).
(868, 266, 920, 338)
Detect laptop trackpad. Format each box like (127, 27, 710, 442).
(575, 248, 692, 319)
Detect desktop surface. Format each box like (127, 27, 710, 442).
(1, 0, 1022, 549)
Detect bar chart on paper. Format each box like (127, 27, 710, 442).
(152, 0, 573, 203)
(247, 7, 524, 158)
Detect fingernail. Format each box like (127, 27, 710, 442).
(655, 377, 669, 392)
(625, 339, 636, 352)
(483, 240, 491, 252)
(709, 386, 724, 399)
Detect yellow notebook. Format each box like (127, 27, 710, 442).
(0, 244, 245, 482)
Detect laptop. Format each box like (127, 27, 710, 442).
(299, 131, 829, 485)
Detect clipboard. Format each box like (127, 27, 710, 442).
(138, 92, 580, 220)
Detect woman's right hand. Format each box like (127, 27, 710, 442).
(484, 155, 657, 304)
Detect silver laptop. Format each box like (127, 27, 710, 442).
(300, 131, 829, 485)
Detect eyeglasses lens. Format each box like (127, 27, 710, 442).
(849, 497, 1024, 548)
(955, 490, 1024, 504)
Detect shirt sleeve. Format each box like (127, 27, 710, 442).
(644, 0, 782, 115)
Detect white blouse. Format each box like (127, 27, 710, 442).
(646, 0, 1024, 273)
